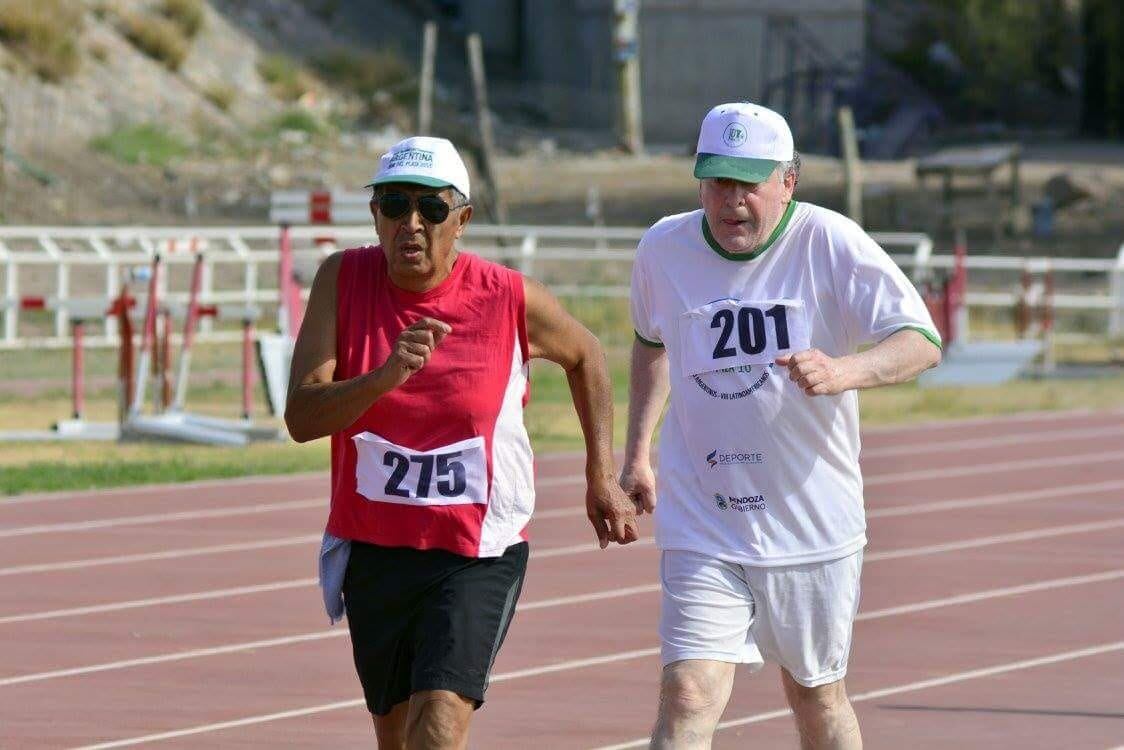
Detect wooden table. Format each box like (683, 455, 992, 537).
(915, 143, 1022, 245)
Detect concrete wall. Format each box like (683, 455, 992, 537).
(521, 0, 866, 143)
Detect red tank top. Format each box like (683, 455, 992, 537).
(325, 247, 534, 558)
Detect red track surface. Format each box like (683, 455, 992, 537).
(2, 409, 1123, 749)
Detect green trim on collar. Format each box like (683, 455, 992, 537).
(634, 331, 665, 348)
(700, 200, 798, 261)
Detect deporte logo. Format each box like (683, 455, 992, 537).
(706, 449, 765, 468)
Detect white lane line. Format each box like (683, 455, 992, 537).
(862, 425, 1124, 459)
(867, 479, 1124, 519)
(9, 444, 1124, 539)
(7, 408, 1121, 511)
(5, 510, 1122, 629)
(68, 638, 1124, 749)
(6, 476, 1122, 579)
(0, 585, 665, 689)
(594, 640, 1124, 749)
(866, 449, 1124, 486)
(0, 499, 325, 539)
(0, 452, 601, 507)
(867, 518, 1124, 562)
(5, 569, 1119, 690)
(0, 579, 319, 625)
(69, 646, 663, 750)
(0, 535, 322, 577)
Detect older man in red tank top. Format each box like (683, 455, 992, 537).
(285, 136, 638, 750)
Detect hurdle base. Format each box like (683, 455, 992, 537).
(121, 412, 281, 446)
(0, 420, 120, 442)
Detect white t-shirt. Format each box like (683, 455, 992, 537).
(631, 202, 941, 566)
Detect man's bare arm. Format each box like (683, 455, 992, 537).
(284, 253, 449, 442)
(620, 339, 670, 513)
(776, 328, 941, 397)
(523, 276, 638, 547)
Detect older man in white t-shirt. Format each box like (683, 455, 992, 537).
(622, 102, 942, 749)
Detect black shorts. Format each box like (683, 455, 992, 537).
(342, 540, 529, 716)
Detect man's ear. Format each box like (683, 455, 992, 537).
(454, 205, 473, 239)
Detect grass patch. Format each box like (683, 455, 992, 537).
(116, 8, 189, 70)
(310, 48, 412, 98)
(267, 108, 326, 136)
(258, 53, 314, 102)
(4, 373, 1122, 495)
(0, 440, 328, 495)
(0, 0, 83, 81)
(90, 123, 190, 167)
(158, 0, 203, 38)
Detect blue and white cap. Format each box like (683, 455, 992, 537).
(694, 102, 794, 184)
(367, 136, 471, 200)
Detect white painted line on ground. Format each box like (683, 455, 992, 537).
(0, 499, 325, 539)
(866, 518, 1124, 562)
(594, 640, 1124, 749)
(867, 479, 1124, 519)
(7, 513, 1123, 625)
(68, 637, 1124, 748)
(862, 425, 1124, 459)
(0, 535, 321, 577)
(0, 579, 318, 625)
(8, 445, 1123, 538)
(865, 449, 1124, 486)
(6, 569, 1119, 690)
(7, 407, 1120, 510)
(6, 476, 1122, 579)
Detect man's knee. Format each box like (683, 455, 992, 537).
(406, 690, 474, 749)
(659, 662, 730, 721)
(782, 674, 856, 729)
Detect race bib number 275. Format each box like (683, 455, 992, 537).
(353, 433, 488, 506)
(678, 298, 810, 378)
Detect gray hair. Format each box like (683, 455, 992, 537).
(776, 151, 801, 186)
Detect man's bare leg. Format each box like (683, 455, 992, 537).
(781, 671, 862, 750)
(404, 689, 475, 750)
(374, 701, 409, 749)
(650, 659, 736, 749)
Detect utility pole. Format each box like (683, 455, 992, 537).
(0, 96, 7, 220)
(613, 0, 643, 154)
(466, 33, 509, 226)
(418, 21, 437, 135)
(837, 106, 862, 225)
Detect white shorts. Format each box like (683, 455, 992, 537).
(659, 549, 863, 688)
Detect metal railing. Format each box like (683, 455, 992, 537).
(1, 224, 1121, 350)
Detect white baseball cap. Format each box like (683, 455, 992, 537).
(694, 102, 794, 183)
(366, 136, 471, 200)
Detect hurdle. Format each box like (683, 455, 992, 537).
(0, 295, 121, 441)
(121, 252, 280, 446)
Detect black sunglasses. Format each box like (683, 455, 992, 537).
(375, 192, 467, 224)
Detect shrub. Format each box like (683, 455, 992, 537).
(159, 0, 203, 39)
(258, 53, 313, 101)
(90, 123, 190, 167)
(0, 0, 83, 81)
(117, 10, 188, 70)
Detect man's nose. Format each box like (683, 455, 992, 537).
(402, 205, 425, 231)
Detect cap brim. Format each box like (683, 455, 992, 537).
(694, 153, 778, 183)
(364, 175, 454, 190)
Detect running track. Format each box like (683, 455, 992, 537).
(2, 409, 1123, 748)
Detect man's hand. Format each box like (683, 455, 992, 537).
(620, 462, 657, 515)
(586, 475, 640, 549)
(381, 318, 452, 388)
(776, 349, 853, 396)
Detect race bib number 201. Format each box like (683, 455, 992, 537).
(678, 298, 810, 378)
(353, 433, 488, 506)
